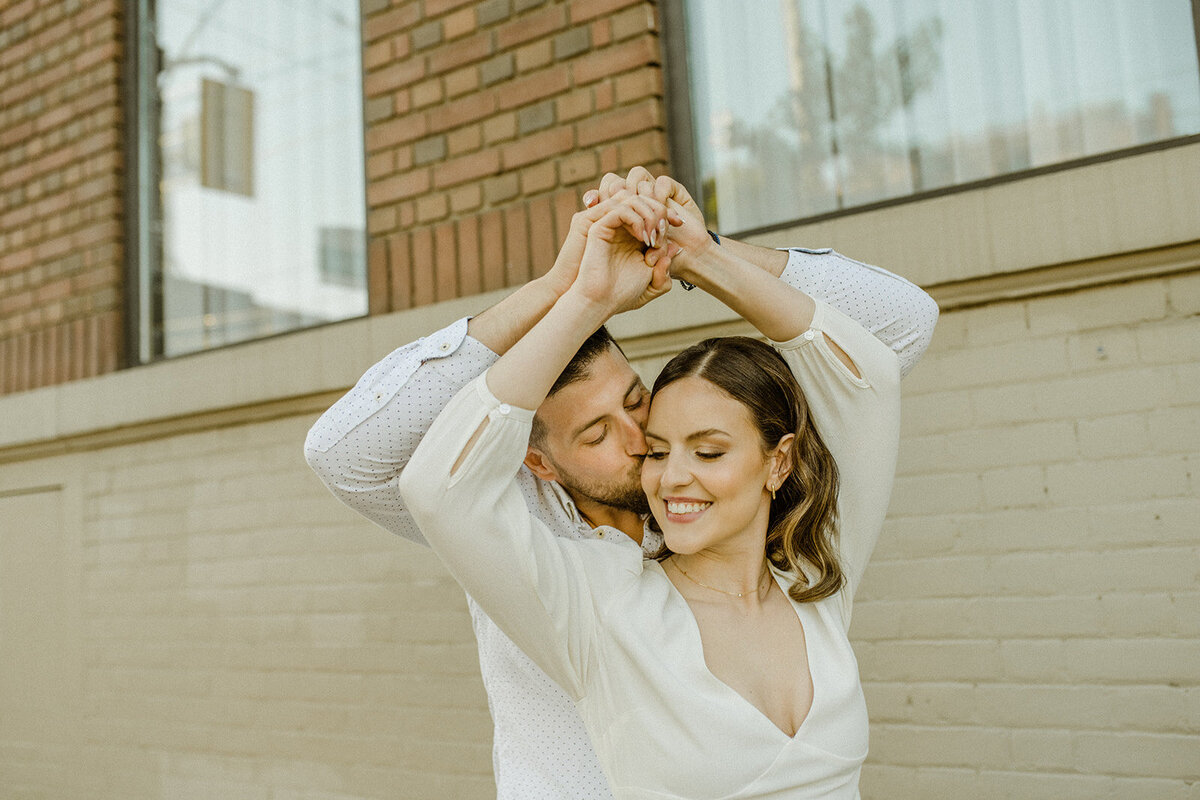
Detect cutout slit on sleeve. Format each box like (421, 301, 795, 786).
(820, 333, 861, 379)
(451, 418, 490, 477)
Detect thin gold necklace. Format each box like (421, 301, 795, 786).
(671, 557, 771, 599)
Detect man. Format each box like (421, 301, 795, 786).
(305, 168, 938, 798)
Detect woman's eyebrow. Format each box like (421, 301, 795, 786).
(643, 428, 731, 443)
(686, 428, 731, 441)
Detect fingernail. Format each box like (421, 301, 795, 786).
(650, 229, 657, 248)
(646, 251, 659, 266)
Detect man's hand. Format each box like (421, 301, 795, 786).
(588, 166, 791, 287)
(567, 190, 674, 315)
(545, 187, 670, 299)
(621, 239, 677, 312)
(588, 167, 714, 259)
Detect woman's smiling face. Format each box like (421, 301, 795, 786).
(641, 376, 787, 556)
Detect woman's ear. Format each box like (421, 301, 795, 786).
(769, 433, 795, 488)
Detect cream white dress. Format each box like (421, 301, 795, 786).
(397, 300, 901, 799)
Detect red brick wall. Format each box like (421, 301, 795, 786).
(0, 0, 671, 395)
(361, 0, 670, 314)
(0, 0, 125, 394)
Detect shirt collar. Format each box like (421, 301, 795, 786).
(546, 481, 662, 555)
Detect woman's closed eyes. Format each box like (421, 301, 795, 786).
(643, 450, 726, 461)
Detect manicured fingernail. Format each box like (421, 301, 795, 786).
(650, 228, 657, 248)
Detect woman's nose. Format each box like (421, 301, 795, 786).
(659, 453, 691, 488)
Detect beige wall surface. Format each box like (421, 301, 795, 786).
(2, 416, 494, 799)
(1, 268, 1197, 799)
(856, 271, 1200, 799)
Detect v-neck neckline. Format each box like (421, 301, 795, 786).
(654, 561, 817, 741)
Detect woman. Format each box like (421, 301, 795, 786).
(398, 191, 902, 799)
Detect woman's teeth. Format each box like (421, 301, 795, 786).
(666, 501, 711, 514)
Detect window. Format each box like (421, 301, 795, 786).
(131, 0, 367, 360)
(680, 0, 1200, 233)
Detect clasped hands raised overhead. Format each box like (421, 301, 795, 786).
(548, 166, 719, 316)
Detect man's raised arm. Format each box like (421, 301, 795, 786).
(598, 167, 939, 377)
(303, 315, 498, 545)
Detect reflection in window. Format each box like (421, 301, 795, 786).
(139, 0, 366, 359)
(683, 0, 1200, 233)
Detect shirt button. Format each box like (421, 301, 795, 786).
(497, 403, 511, 415)
(374, 392, 383, 402)
(803, 330, 816, 341)
(438, 341, 451, 352)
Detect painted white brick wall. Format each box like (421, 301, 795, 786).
(0, 272, 1196, 799)
(856, 271, 1200, 799)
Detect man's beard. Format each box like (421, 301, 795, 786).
(555, 461, 650, 515)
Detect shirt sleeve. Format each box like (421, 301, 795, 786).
(777, 248, 939, 379)
(771, 300, 902, 626)
(396, 375, 642, 700)
(303, 316, 499, 546)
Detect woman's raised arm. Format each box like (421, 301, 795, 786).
(395, 192, 677, 695)
(672, 241, 909, 621)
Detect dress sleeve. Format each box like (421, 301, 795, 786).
(777, 248, 939, 378)
(396, 373, 642, 700)
(303, 317, 498, 546)
(772, 300, 902, 624)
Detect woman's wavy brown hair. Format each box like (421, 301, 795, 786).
(650, 336, 844, 603)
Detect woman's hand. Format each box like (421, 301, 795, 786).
(588, 167, 715, 263)
(483, 191, 675, 412)
(545, 187, 672, 299)
(567, 190, 676, 315)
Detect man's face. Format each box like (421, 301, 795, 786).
(529, 345, 651, 514)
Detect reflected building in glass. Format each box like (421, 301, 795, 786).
(684, 0, 1200, 233)
(136, 0, 367, 359)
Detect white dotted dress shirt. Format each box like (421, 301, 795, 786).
(304, 249, 938, 800)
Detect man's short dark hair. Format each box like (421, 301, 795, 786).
(530, 326, 621, 447)
(548, 325, 619, 397)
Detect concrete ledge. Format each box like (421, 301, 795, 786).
(0, 281, 747, 457)
(4, 141, 1198, 457)
(750, 142, 1200, 289)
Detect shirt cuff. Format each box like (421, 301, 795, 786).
(417, 316, 470, 361)
(770, 299, 830, 350)
(477, 370, 538, 424)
